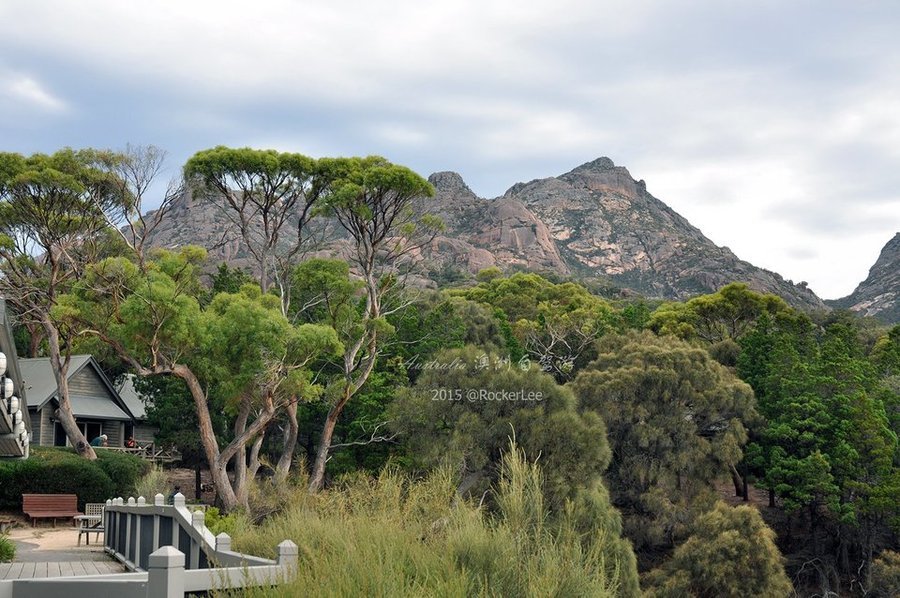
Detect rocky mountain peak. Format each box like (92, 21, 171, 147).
(428, 171, 474, 196)
(570, 156, 618, 172)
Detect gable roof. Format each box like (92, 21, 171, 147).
(116, 374, 147, 420)
(19, 355, 136, 420)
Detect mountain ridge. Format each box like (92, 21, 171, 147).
(830, 233, 900, 323)
(144, 157, 828, 310)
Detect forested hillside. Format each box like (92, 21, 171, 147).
(1, 146, 897, 597)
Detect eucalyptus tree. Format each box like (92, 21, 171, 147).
(571, 330, 759, 551)
(0, 149, 125, 457)
(94, 144, 182, 269)
(57, 248, 341, 510)
(306, 156, 438, 491)
(184, 146, 324, 311)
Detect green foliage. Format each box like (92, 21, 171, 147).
(458, 272, 623, 380)
(203, 262, 256, 305)
(204, 506, 240, 537)
(649, 282, 791, 342)
(132, 465, 172, 502)
(136, 375, 228, 462)
(389, 345, 610, 510)
(644, 502, 792, 598)
(0, 447, 146, 509)
(571, 330, 758, 550)
(0, 534, 14, 563)
(96, 449, 151, 499)
(230, 444, 636, 597)
(870, 550, 900, 598)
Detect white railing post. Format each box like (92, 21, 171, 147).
(216, 532, 231, 552)
(277, 540, 298, 574)
(147, 546, 185, 598)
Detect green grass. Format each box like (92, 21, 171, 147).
(224, 445, 626, 597)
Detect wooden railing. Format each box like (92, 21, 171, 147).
(0, 493, 297, 598)
(104, 445, 180, 464)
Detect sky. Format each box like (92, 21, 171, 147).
(1, 0, 898, 300)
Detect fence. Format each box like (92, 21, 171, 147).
(0, 493, 297, 598)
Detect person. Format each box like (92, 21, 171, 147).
(168, 485, 181, 505)
(90, 434, 108, 447)
(125, 436, 136, 449)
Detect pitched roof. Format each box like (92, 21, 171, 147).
(19, 355, 92, 409)
(19, 355, 135, 420)
(116, 374, 147, 420)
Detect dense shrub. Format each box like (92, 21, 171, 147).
(0, 534, 14, 562)
(871, 550, 900, 598)
(0, 447, 148, 510)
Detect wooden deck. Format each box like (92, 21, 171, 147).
(0, 559, 125, 579)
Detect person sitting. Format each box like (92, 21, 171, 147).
(125, 436, 136, 449)
(90, 434, 108, 447)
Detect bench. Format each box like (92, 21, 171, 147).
(22, 493, 82, 527)
(0, 518, 14, 533)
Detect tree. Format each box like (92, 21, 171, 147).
(648, 282, 791, 343)
(644, 502, 793, 597)
(389, 347, 640, 596)
(306, 156, 437, 492)
(390, 345, 610, 507)
(184, 146, 323, 309)
(0, 149, 125, 458)
(571, 330, 759, 551)
(459, 272, 622, 381)
(58, 249, 341, 510)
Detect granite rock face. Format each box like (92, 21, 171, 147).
(830, 233, 900, 323)
(143, 158, 827, 309)
(423, 159, 823, 309)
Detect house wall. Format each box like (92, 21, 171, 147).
(27, 407, 55, 446)
(69, 367, 111, 399)
(102, 420, 123, 447)
(134, 423, 157, 446)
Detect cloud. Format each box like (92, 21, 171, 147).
(0, 0, 898, 299)
(0, 70, 67, 114)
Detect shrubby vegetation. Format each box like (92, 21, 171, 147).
(0, 534, 13, 563)
(230, 443, 636, 597)
(0, 447, 147, 509)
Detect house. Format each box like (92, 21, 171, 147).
(0, 298, 29, 459)
(115, 374, 159, 447)
(20, 355, 140, 448)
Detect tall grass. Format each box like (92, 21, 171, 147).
(226, 444, 625, 597)
(132, 464, 172, 501)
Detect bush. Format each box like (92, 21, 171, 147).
(132, 465, 172, 503)
(871, 550, 900, 598)
(0, 447, 148, 510)
(229, 442, 636, 597)
(0, 534, 14, 562)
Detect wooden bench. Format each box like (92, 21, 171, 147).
(0, 518, 15, 533)
(21, 494, 82, 527)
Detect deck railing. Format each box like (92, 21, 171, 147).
(0, 493, 297, 598)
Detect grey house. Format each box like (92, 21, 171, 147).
(21, 355, 140, 448)
(115, 374, 159, 446)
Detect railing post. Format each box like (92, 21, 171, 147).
(277, 540, 298, 575)
(216, 532, 231, 552)
(147, 546, 185, 598)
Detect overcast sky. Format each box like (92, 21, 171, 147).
(1, 0, 898, 299)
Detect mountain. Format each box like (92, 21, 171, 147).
(420, 158, 823, 308)
(143, 158, 825, 309)
(830, 233, 900, 323)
